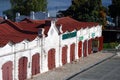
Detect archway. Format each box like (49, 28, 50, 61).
(18, 57, 28, 80)
(2, 61, 13, 80)
(78, 41, 82, 58)
(88, 39, 92, 54)
(32, 53, 40, 75)
(83, 40, 87, 57)
(48, 49, 55, 70)
(62, 45, 68, 65)
(70, 43, 75, 62)
(98, 36, 103, 51)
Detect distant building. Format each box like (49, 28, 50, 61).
(0, 17, 103, 80)
(15, 11, 50, 22)
(106, 16, 115, 26)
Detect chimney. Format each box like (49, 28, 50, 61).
(47, 12, 50, 18)
(38, 28, 45, 37)
(30, 11, 35, 20)
(16, 12, 20, 17)
(15, 12, 20, 22)
(3, 15, 8, 20)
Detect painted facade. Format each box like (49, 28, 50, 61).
(0, 17, 103, 80)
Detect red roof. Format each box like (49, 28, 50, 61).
(0, 17, 99, 47)
(0, 17, 4, 23)
(56, 17, 99, 32)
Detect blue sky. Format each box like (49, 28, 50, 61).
(47, 0, 112, 16)
(102, 0, 112, 7)
(0, 0, 112, 17)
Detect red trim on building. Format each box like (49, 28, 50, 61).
(2, 61, 13, 80)
(62, 45, 68, 65)
(32, 53, 40, 75)
(78, 41, 82, 58)
(70, 43, 75, 62)
(98, 36, 103, 51)
(48, 49, 56, 70)
(88, 39, 92, 54)
(83, 40, 87, 57)
(18, 57, 28, 80)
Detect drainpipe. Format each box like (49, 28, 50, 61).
(29, 49, 32, 79)
(75, 31, 78, 60)
(13, 45, 16, 80)
(87, 40, 88, 56)
(59, 34, 61, 66)
(116, 16, 118, 27)
(38, 28, 45, 72)
(41, 36, 43, 72)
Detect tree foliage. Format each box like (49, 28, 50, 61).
(10, 0, 47, 15)
(109, 0, 120, 18)
(4, 0, 47, 20)
(58, 0, 106, 25)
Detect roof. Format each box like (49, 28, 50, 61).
(57, 17, 99, 32)
(0, 17, 99, 47)
(0, 16, 4, 23)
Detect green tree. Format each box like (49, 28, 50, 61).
(109, 0, 120, 18)
(4, 0, 47, 20)
(58, 0, 106, 25)
(109, 0, 120, 26)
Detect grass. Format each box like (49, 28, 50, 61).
(103, 42, 119, 49)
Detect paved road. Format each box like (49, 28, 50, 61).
(67, 55, 120, 80)
(27, 53, 114, 80)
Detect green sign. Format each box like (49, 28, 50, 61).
(79, 36, 84, 41)
(62, 31, 77, 40)
(92, 33, 95, 38)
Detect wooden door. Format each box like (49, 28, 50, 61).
(2, 61, 13, 80)
(83, 40, 87, 57)
(70, 43, 75, 62)
(62, 46, 68, 65)
(48, 49, 55, 70)
(99, 36, 103, 51)
(92, 38, 99, 53)
(88, 39, 92, 54)
(32, 53, 40, 75)
(78, 41, 82, 58)
(18, 57, 28, 80)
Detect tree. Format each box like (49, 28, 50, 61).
(109, 0, 120, 27)
(109, 0, 120, 18)
(4, 0, 47, 20)
(58, 0, 106, 25)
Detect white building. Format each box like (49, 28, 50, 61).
(0, 17, 103, 80)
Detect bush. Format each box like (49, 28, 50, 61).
(103, 42, 119, 49)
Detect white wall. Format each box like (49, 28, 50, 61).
(0, 21, 102, 80)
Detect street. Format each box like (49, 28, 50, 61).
(67, 55, 120, 80)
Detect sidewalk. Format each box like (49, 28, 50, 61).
(27, 52, 115, 80)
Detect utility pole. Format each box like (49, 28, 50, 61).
(116, 16, 118, 27)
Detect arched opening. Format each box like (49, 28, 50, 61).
(88, 39, 92, 54)
(83, 40, 87, 57)
(92, 37, 99, 53)
(70, 43, 75, 62)
(62, 45, 68, 65)
(2, 61, 13, 80)
(48, 48, 55, 70)
(99, 36, 103, 51)
(18, 57, 28, 80)
(78, 41, 82, 58)
(32, 53, 40, 75)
